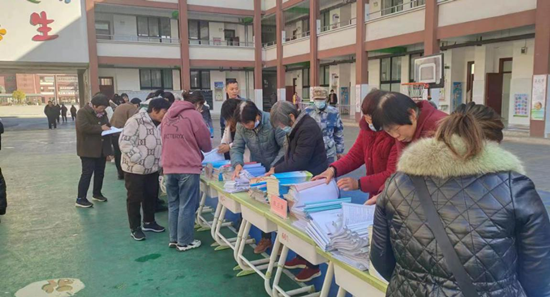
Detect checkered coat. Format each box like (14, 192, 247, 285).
(119, 109, 162, 175)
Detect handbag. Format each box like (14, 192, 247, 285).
(411, 176, 480, 297)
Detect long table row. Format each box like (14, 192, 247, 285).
(197, 176, 388, 297)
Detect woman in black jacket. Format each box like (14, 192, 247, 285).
(371, 102, 550, 297)
(268, 101, 328, 176)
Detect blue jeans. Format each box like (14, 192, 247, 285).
(165, 174, 200, 246)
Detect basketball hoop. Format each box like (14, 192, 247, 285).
(402, 82, 429, 100)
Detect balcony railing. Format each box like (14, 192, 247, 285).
(367, 0, 425, 20)
(188, 39, 254, 47)
(262, 41, 277, 48)
(320, 18, 357, 33)
(96, 34, 180, 44)
(285, 30, 310, 42)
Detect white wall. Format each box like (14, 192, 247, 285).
(113, 15, 138, 36)
(438, 0, 537, 27)
(209, 22, 225, 41)
(263, 0, 276, 11)
(265, 46, 277, 61)
(0, 0, 89, 64)
(366, 9, 425, 41)
(172, 70, 181, 90)
(189, 46, 254, 61)
(208, 70, 253, 115)
(284, 70, 302, 98)
(98, 68, 140, 91)
(283, 38, 310, 58)
(187, 0, 253, 10)
(368, 61, 380, 89)
(509, 39, 535, 126)
(97, 42, 181, 59)
(318, 26, 356, 51)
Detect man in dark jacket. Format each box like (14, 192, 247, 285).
(54, 102, 61, 124)
(0, 168, 5, 220)
(61, 104, 68, 123)
(44, 101, 57, 129)
(328, 89, 338, 107)
(75, 93, 112, 208)
(70, 105, 77, 121)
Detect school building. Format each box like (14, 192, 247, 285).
(1, 0, 549, 137)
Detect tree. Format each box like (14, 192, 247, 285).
(12, 90, 26, 104)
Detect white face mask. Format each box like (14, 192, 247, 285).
(254, 120, 260, 129)
(314, 100, 326, 110)
(369, 123, 380, 132)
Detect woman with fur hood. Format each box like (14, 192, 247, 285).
(371, 102, 550, 297)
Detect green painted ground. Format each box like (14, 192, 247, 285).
(0, 129, 298, 296)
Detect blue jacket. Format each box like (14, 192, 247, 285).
(304, 105, 344, 159)
(230, 111, 286, 170)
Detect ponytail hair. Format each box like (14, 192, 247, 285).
(435, 102, 504, 160)
(183, 91, 205, 105)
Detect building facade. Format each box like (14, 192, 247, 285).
(0, 0, 549, 137)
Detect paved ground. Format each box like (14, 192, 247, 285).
(0, 111, 549, 296)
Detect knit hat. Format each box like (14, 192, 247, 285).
(311, 87, 328, 100)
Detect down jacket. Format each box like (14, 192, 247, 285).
(371, 136, 550, 297)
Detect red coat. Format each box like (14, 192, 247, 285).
(396, 100, 447, 155)
(331, 120, 397, 198)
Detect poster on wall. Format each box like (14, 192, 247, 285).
(452, 82, 463, 111)
(340, 87, 349, 116)
(513, 94, 529, 117)
(214, 82, 224, 101)
(531, 75, 547, 121)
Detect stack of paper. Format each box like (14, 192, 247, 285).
(203, 160, 231, 181)
(285, 179, 339, 218)
(221, 163, 266, 181)
(202, 149, 225, 163)
(223, 170, 254, 193)
(248, 186, 268, 204)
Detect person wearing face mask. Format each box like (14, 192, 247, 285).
(266, 101, 328, 176)
(372, 91, 447, 156)
(75, 93, 113, 208)
(268, 101, 328, 282)
(313, 89, 397, 205)
(230, 100, 286, 254)
(305, 87, 345, 163)
(119, 98, 171, 241)
(221, 79, 245, 137)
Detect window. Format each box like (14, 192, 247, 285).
(320, 11, 330, 31)
(409, 53, 423, 82)
(412, 0, 425, 7)
(190, 70, 210, 90)
(302, 19, 310, 36)
(380, 57, 401, 92)
(137, 17, 172, 42)
(95, 21, 111, 40)
(189, 20, 209, 44)
(320, 66, 330, 86)
(382, 0, 404, 16)
(302, 68, 310, 99)
(139, 69, 173, 90)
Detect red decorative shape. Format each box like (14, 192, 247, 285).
(30, 11, 58, 41)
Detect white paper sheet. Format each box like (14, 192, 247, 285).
(101, 127, 123, 136)
(342, 203, 376, 226)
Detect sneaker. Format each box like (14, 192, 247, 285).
(75, 197, 93, 208)
(92, 195, 108, 202)
(284, 257, 308, 269)
(294, 267, 322, 282)
(254, 238, 272, 254)
(142, 221, 165, 233)
(176, 240, 201, 252)
(168, 242, 177, 248)
(131, 228, 146, 241)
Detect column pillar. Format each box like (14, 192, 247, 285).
(424, 0, 439, 55)
(254, 0, 263, 110)
(355, 0, 368, 122)
(276, 0, 285, 101)
(531, 0, 550, 137)
(179, 0, 191, 90)
(85, 0, 99, 96)
(309, 0, 320, 88)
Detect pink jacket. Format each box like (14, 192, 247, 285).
(161, 101, 212, 174)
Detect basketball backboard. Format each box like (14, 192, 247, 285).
(413, 53, 444, 88)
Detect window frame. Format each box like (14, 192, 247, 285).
(302, 68, 310, 99)
(188, 19, 210, 44)
(139, 69, 173, 90)
(319, 65, 330, 87)
(380, 57, 402, 92)
(137, 16, 172, 42)
(190, 70, 211, 90)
